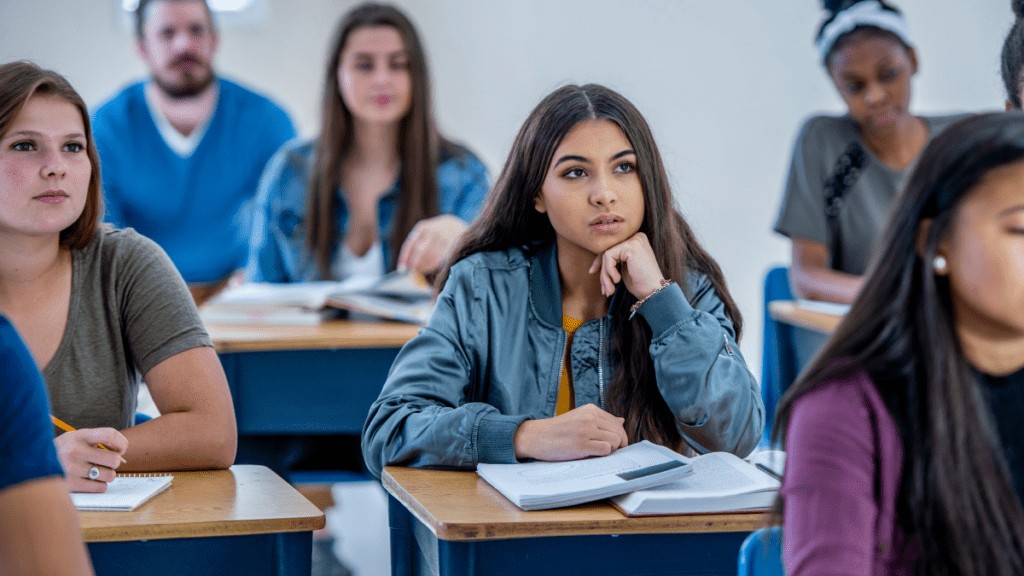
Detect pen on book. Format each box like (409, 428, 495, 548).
(50, 415, 128, 465)
(755, 462, 782, 482)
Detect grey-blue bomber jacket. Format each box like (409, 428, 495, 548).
(361, 242, 765, 478)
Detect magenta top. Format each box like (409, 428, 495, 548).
(782, 369, 918, 575)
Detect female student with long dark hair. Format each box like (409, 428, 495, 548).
(0, 61, 236, 493)
(246, 2, 489, 282)
(774, 0, 964, 304)
(776, 112, 1024, 574)
(362, 84, 763, 477)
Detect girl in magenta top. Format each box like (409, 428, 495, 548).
(775, 111, 1024, 575)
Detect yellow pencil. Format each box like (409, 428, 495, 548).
(50, 415, 128, 465)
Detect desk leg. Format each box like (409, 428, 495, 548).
(389, 494, 417, 575)
(88, 532, 312, 576)
(792, 326, 829, 374)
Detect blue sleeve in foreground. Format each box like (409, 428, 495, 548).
(0, 316, 64, 490)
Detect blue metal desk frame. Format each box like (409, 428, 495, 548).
(89, 532, 312, 576)
(220, 347, 401, 436)
(208, 321, 418, 478)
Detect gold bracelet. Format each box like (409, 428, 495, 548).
(629, 278, 674, 320)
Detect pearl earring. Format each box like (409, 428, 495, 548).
(932, 255, 948, 273)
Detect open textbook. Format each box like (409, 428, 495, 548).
(610, 450, 784, 516)
(476, 441, 693, 511)
(199, 271, 433, 325)
(71, 474, 173, 511)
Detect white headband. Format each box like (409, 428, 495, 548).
(815, 0, 912, 63)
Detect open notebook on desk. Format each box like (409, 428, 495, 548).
(610, 450, 783, 516)
(200, 271, 433, 325)
(71, 474, 173, 511)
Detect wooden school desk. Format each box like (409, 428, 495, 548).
(767, 301, 841, 335)
(207, 321, 419, 479)
(81, 465, 325, 576)
(382, 467, 770, 576)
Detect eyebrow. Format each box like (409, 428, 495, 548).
(5, 130, 85, 139)
(997, 204, 1024, 217)
(553, 149, 635, 168)
(351, 50, 408, 59)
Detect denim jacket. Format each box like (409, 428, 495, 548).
(361, 242, 765, 478)
(245, 138, 490, 281)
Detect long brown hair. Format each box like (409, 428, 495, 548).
(774, 112, 1024, 575)
(308, 2, 448, 277)
(439, 84, 742, 448)
(0, 61, 102, 250)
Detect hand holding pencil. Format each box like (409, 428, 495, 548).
(51, 415, 129, 494)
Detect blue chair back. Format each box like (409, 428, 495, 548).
(738, 526, 784, 576)
(761, 266, 796, 446)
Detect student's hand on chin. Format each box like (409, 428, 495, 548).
(54, 428, 128, 493)
(588, 232, 666, 299)
(397, 215, 468, 275)
(513, 403, 629, 461)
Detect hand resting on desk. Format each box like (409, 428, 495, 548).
(397, 214, 468, 275)
(514, 403, 629, 461)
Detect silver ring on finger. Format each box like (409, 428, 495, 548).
(88, 466, 100, 480)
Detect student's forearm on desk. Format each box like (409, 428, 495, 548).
(790, 240, 864, 304)
(123, 347, 237, 471)
(121, 411, 236, 471)
(790, 264, 863, 304)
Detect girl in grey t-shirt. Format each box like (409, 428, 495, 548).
(0, 62, 236, 494)
(774, 0, 964, 304)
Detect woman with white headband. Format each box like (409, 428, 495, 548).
(1003, 0, 1024, 109)
(773, 0, 965, 304)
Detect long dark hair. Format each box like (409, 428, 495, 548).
(774, 112, 1024, 575)
(817, 0, 911, 68)
(0, 61, 102, 250)
(1002, 0, 1024, 109)
(439, 84, 742, 449)
(307, 2, 450, 277)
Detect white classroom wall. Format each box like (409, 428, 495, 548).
(0, 0, 1013, 374)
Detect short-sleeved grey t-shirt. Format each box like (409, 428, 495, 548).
(774, 114, 966, 275)
(44, 226, 211, 431)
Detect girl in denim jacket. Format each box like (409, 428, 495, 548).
(363, 84, 763, 477)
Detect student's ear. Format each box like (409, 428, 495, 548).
(907, 46, 919, 75)
(134, 39, 149, 62)
(916, 218, 949, 276)
(1007, 99, 1016, 112)
(534, 193, 547, 214)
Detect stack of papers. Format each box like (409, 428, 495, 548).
(796, 299, 851, 316)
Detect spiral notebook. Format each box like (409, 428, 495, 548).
(71, 474, 173, 511)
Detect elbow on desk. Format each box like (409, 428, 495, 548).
(210, 433, 238, 469)
(195, 419, 238, 469)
